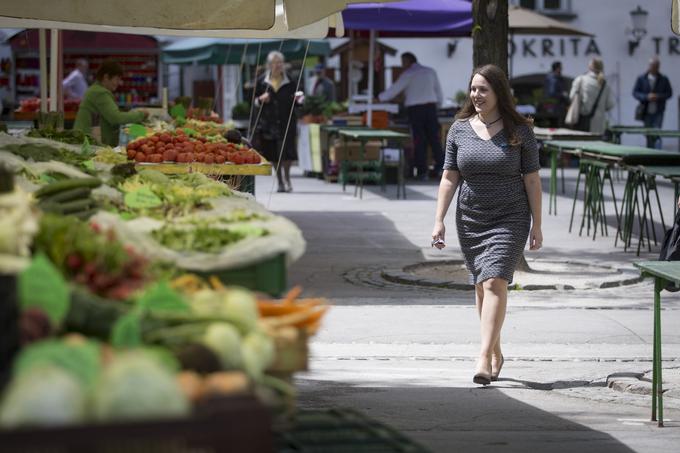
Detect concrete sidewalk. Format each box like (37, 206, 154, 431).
(255, 167, 680, 452)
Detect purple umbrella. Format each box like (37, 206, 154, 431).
(342, 0, 472, 36)
(341, 0, 472, 123)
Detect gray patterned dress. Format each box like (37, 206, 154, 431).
(443, 120, 540, 284)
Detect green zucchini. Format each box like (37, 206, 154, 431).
(60, 198, 95, 214)
(35, 177, 102, 198)
(71, 207, 99, 220)
(42, 187, 92, 203)
(37, 200, 64, 213)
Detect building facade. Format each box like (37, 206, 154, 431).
(371, 0, 678, 148)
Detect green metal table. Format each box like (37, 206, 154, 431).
(638, 165, 680, 217)
(338, 129, 410, 199)
(543, 141, 680, 253)
(608, 125, 680, 145)
(633, 261, 680, 427)
(533, 128, 601, 214)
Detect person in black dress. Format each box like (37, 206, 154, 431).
(253, 51, 303, 192)
(431, 64, 543, 386)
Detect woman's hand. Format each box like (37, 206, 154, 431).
(258, 93, 271, 104)
(529, 225, 543, 250)
(431, 221, 446, 249)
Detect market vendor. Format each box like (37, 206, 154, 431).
(73, 60, 148, 146)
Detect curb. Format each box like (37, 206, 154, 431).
(381, 259, 643, 291)
(607, 370, 680, 399)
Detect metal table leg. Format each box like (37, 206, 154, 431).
(653, 277, 664, 427)
(549, 147, 558, 215)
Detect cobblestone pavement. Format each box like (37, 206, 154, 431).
(256, 168, 680, 452)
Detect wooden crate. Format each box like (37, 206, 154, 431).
(0, 396, 273, 453)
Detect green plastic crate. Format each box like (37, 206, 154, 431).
(276, 408, 432, 453)
(195, 252, 287, 297)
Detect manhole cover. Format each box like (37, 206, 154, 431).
(382, 259, 643, 290)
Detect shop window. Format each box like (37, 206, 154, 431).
(512, 0, 574, 18)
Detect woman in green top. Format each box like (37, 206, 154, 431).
(74, 60, 148, 146)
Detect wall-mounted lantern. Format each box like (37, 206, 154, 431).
(628, 5, 648, 56)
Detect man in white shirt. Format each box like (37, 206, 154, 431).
(63, 59, 89, 100)
(378, 52, 443, 181)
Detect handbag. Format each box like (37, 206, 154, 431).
(564, 78, 581, 126)
(659, 209, 680, 291)
(635, 102, 646, 121)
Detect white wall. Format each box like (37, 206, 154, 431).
(360, 0, 679, 149)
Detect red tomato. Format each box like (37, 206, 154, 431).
(127, 149, 137, 159)
(204, 154, 215, 164)
(134, 152, 146, 162)
(232, 154, 244, 164)
(150, 135, 160, 143)
(195, 143, 205, 154)
(195, 153, 205, 162)
(215, 155, 226, 164)
(160, 133, 172, 143)
(127, 141, 139, 150)
(185, 152, 195, 162)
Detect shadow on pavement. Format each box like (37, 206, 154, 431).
(280, 211, 427, 298)
(295, 379, 639, 453)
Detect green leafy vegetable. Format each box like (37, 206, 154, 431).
(12, 338, 101, 388)
(18, 253, 70, 324)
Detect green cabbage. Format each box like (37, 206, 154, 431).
(92, 351, 189, 421)
(241, 330, 275, 380)
(191, 287, 259, 334)
(202, 322, 243, 370)
(0, 366, 87, 427)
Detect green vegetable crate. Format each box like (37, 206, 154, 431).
(0, 396, 272, 453)
(195, 252, 287, 297)
(276, 408, 432, 453)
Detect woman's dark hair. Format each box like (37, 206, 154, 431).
(455, 64, 532, 146)
(95, 60, 124, 81)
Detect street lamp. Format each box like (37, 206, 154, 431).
(628, 5, 648, 56)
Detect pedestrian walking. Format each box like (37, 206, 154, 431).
(63, 58, 89, 100)
(377, 52, 444, 181)
(567, 58, 615, 134)
(253, 51, 303, 193)
(431, 64, 543, 386)
(311, 63, 336, 103)
(543, 61, 569, 127)
(633, 56, 673, 149)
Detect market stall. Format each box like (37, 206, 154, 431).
(9, 30, 161, 120)
(0, 127, 320, 451)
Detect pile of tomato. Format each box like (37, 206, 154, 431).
(126, 130, 263, 164)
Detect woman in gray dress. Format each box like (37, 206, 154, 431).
(431, 65, 543, 385)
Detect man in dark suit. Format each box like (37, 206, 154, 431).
(544, 61, 569, 127)
(633, 57, 673, 148)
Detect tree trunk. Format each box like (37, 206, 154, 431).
(472, 0, 509, 75)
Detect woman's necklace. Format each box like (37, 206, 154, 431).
(478, 114, 502, 128)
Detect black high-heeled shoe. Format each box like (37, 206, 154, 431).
(473, 372, 491, 386)
(491, 354, 504, 382)
(473, 360, 492, 386)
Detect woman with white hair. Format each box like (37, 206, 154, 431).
(568, 58, 615, 134)
(253, 51, 303, 192)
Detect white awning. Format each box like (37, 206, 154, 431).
(0, 0, 392, 38)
